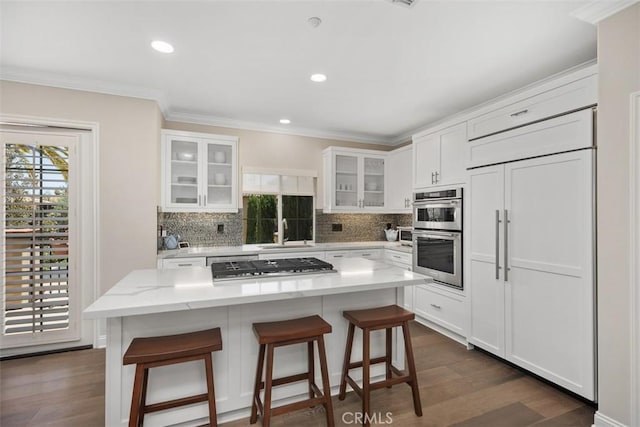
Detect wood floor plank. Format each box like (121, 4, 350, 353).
(0, 322, 595, 427)
(449, 402, 543, 427)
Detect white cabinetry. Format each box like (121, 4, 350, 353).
(161, 257, 207, 269)
(414, 284, 465, 339)
(413, 122, 467, 189)
(324, 248, 383, 261)
(161, 130, 238, 212)
(386, 145, 413, 212)
(258, 251, 326, 260)
(383, 250, 413, 311)
(468, 109, 593, 169)
(323, 147, 387, 213)
(467, 148, 595, 399)
(467, 73, 597, 140)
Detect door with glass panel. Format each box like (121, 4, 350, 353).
(362, 156, 385, 209)
(334, 154, 358, 209)
(166, 135, 201, 208)
(2, 131, 80, 348)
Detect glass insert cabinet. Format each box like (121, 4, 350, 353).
(161, 130, 238, 212)
(323, 147, 386, 212)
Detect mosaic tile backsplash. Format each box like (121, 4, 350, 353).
(158, 211, 243, 247)
(157, 210, 412, 249)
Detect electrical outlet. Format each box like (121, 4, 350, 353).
(332, 223, 342, 232)
(217, 224, 224, 233)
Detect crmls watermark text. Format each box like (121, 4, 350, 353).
(342, 411, 394, 424)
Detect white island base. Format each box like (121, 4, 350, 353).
(104, 286, 415, 426)
(85, 260, 431, 427)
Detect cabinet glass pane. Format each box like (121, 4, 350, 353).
(335, 155, 357, 207)
(363, 157, 384, 208)
(170, 139, 199, 205)
(206, 143, 232, 205)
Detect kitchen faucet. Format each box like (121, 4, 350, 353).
(282, 218, 288, 245)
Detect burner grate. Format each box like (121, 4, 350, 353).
(210, 257, 336, 280)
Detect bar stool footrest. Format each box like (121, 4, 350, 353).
(347, 356, 387, 369)
(270, 396, 328, 417)
(144, 393, 209, 414)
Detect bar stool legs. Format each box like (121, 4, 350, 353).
(250, 315, 334, 427)
(339, 306, 423, 426)
(123, 328, 222, 427)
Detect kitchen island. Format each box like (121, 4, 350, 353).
(84, 257, 431, 427)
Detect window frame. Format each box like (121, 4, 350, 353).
(241, 169, 317, 246)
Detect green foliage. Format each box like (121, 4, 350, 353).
(245, 194, 277, 244)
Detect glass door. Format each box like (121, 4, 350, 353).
(205, 142, 233, 207)
(168, 138, 199, 207)
(363, 156, 384, 208)
(335, 154, 358, 208)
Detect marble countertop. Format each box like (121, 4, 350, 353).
(84, 258, 430, 319)
(157, 241, 412, 259)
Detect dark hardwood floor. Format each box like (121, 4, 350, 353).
(0, 322, 595, 426)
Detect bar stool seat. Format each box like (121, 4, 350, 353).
(123, 328, 222, 427)
(339, 305, 422, 426)
(250, 315, 335, 427)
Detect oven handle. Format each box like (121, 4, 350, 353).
(413, 200, 461, 207)
(413, 231, 459, 239)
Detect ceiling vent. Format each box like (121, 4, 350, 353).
(389, 0, 417, 7)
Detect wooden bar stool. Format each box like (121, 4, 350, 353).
(249, 315, 335, 427)
(123, 328, 222, 427)
(338, 305, 422, 426)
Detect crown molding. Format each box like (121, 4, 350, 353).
(0, 65, 399, 146)
(571, 0, 639, 24)
(164, 111, 395, 146)
(0, 65, 170, 112)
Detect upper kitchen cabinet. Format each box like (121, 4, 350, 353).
(413, 122, 467, 190)
(467, 72, 597, 140)
(386, 145, 412, 212)
(161, 129, 238, 212)
(322, 147, 387, 213)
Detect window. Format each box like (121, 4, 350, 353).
(242, 169, 316, 245)
(2, 131, 80, 348)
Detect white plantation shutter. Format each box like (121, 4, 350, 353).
(2, 132, 79, 348)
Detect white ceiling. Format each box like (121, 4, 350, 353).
(0, 0, 597, 145)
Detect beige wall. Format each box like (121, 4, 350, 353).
(163, 121, 393, 204)
(596, 4, 640, 425)
(0, 81, 161, 296)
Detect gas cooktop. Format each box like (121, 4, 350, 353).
(210, 257, 337, 281)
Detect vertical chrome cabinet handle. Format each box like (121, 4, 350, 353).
(435, 171, 440, 183)
(204, 195, 207, 205)
(431, 172, 435, 184)
(495, 210, 501, 280)
(198, 195, 201, 205)
(504, 209, 509, 282)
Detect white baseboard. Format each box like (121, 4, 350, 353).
(414, 315, 468, 346)
(593, 411, 628, 427)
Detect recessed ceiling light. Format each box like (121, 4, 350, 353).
(151, 40, 174, 53)
(310, 74, 327, 83)
(279, 119, 291, 124)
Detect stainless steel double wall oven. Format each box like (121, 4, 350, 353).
(412, 188, 463, 289)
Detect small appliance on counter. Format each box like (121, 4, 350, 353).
(397, 226, 413, 246)
(384, 223, 398, 242)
